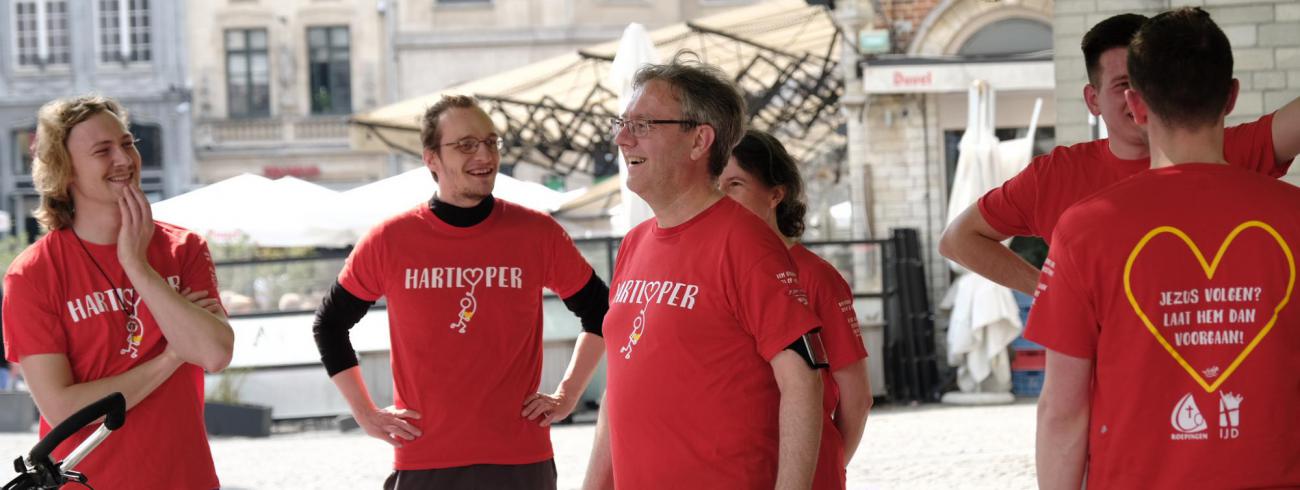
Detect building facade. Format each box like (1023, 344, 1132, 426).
(388, 0, 766, 186)
(0, 0, 190, 236)
(188, 0, 767, 188)
(187, 0, 390, 187)
(844, 0, 1058, 302)
(842, 0, 1300, 304)
(1053, 0, 1300, 181)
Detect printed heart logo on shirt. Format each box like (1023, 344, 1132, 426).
(463, 268, 485, 289)
(1123, 221, 1295, 393)
(619, 281, 663, 360)
(640, 281, 662, 304)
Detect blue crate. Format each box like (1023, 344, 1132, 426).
(1012, 369, 1045, 397)
(1011, 336, 1044, 351)
(1013, 290, 1034, 324)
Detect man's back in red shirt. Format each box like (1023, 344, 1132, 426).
(1028, 164, 1300, 488)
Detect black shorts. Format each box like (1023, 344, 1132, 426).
(382, 459, 557, 490)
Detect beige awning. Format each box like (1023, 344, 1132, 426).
(350, 0, 843, 175)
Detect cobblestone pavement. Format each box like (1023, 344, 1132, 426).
(0, 399, 1037, 489)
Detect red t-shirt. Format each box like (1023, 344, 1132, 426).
(338, 199, 593, 470)
(602, 198, 821, 490)
(1026, 164, 1300, 488)
(979, 114, 1288, 245)
(3, 223, 221, 490)
(791, 244, 868, 490)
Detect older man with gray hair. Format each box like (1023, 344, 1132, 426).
(583, 54, 826, 490)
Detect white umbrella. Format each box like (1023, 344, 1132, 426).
(940, 81, 1027, 402)
(153, 174, 275, 243)
(153, 174, 353, 248)
(607, 23, 659, 233)
(944, 81, 1001, 239)
(259, 177, 353, 248)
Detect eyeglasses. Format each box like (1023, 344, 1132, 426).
(609, 117, 700, 138)
(441, 136, 504, 155)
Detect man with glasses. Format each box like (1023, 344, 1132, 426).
(312, 95, 611, 490)
(583, 56, 825, 490)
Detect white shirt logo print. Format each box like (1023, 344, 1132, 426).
(449, 268, 485, 334)
(611, 278, 701, 360)
(619, 282, 661, 359)
(1171, 393, 1208, 434)
(119, 291, 145, 358)
(403, 265, 524, 333)
(65, 275, 184, 358)
(1218, 392, 1243, 439)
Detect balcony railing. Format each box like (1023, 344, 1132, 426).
(196, 115, 350, 147)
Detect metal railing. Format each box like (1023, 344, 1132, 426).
(211, 232, 941, 404)
(213, 237, 886, 318)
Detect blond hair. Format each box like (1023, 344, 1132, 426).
(32, 95, 130, 231)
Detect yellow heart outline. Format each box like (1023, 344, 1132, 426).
(1123, 220, 1295, 393)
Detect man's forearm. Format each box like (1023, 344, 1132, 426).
(777, 383, 822, 489)
(331, 366, 378, 416)
(1036, 351, 1094, 489)
(1036, 409, 1088, 489)
(939, 208, 1040, 295)
(126, 264, 233, 371)
(558, 332, 604, 397)
(962, 239, 1040, 295)
(22, 351, 183, 427)
(582, 393, 615, 490)
(1271, 95, 1300, 164)
(772, 350, 822, 490)
(831, 360, 872, 463)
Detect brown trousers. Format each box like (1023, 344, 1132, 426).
(382, 459, 557, 490)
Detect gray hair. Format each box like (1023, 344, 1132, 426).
(632, 51, 747, 178)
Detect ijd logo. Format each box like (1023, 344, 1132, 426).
(1218, 392, 1243, 439)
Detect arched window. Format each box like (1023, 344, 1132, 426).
(958, 18, 1052, 57)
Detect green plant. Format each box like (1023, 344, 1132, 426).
(0, 231, 38, 276)
(208, 366, 252, 404)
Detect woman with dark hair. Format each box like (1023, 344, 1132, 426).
(721, 129, 873, 490)
(2, 95, 233, 489)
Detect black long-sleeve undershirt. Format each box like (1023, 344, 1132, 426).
(563, 273, 609, 336)
(312, 195, 610, 376)
(431, 194, 494, 227)
(312, 281, 375, 377)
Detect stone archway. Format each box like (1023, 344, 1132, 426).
(908, 0, 1053, 56)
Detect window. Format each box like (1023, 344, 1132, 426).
(13, 1, 71, 68)
(97, 0, 152, 63)
(307, 26, 351, 115)
(12, 128, 36, 175)
(958, 19, 1053, 57)
(131, 123, 162, 170)
(226, 28, 271, 118)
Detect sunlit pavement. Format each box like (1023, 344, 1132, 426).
(0, 399, 1036, 489)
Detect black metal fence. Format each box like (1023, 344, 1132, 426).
(213, 230, 942, 402)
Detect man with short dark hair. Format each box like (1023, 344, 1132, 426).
(312, 95, 610, 489)
(940, 12, 1300, 295)
(1030, 8, 1300, 488)
(582, 55, 825, 490)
